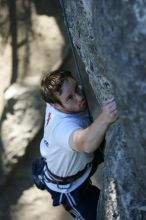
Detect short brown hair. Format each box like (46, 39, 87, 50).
(40, 70, 74, 104)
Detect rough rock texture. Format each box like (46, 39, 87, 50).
(60, 1, 146, 219)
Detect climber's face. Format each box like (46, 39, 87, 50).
(53, 77, 87, 113)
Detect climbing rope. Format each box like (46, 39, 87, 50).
(59, 0, 93, 122)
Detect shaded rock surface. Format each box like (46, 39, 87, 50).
(0, 83, 45, 184)
(0, 0, 67, 184)
(61, 1, 146, 220)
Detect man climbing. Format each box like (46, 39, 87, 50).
(39, 70, 118, 220)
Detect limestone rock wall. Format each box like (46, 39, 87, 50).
(60, 1, 146, 219)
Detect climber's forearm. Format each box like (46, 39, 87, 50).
(70, 98, 118, 153)
(70, 112, 109, 152)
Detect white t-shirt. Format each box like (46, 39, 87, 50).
(40, 103, 94, 192)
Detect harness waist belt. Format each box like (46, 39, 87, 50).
(46, 163, 91, 185)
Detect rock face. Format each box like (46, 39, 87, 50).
(60, 1, 146, 219)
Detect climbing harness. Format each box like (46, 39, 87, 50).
(32, 157, 92, 190)
(45, 162, 92, 185)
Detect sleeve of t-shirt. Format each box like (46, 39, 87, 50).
(53, 119, 82, 151)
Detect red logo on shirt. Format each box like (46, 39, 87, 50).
(46, 112, 51, 126)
